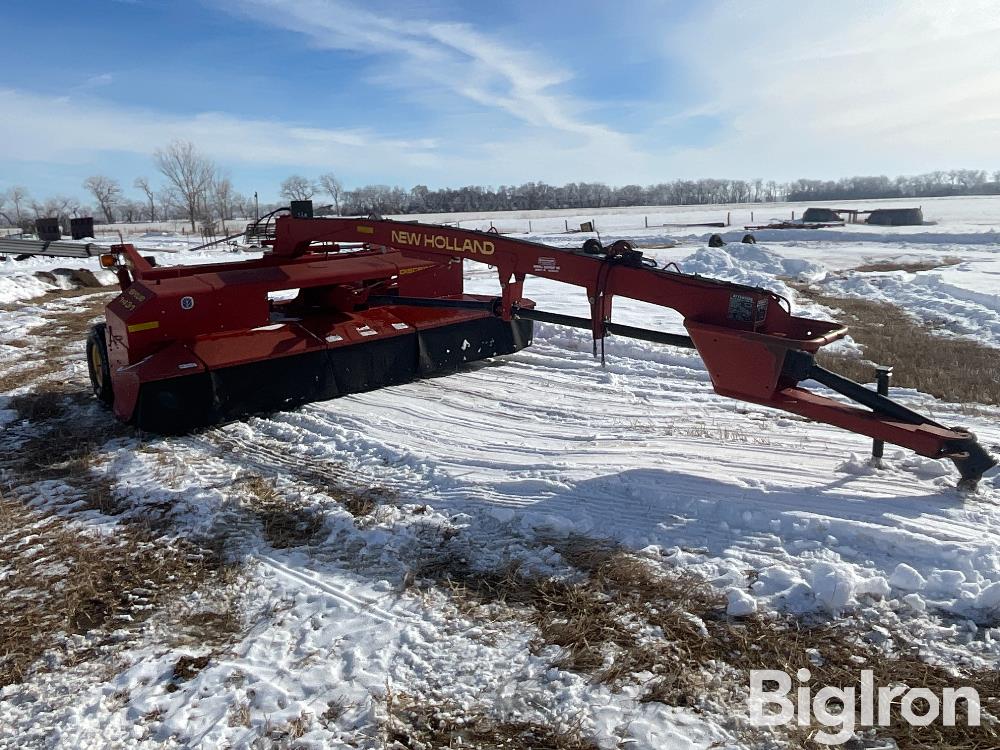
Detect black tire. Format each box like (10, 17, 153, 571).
(582, 238, 604, 254)
(86, 323, 114, 406)
(708, 233, 725, 248)
(742, 233, 757, 244)
(607, 239, 635, 255)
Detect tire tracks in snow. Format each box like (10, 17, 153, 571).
(189, 327, 1000, 620)
(257, 554, 402, 624)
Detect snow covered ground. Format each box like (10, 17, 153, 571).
(1, 196, 998, 748)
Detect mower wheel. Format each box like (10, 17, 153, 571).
(86, 323, 114, 406)
(582, 238, 604, 254)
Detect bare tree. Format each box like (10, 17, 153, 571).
(118, 200, 147, 223)
(6, 186, 28, 224)
(318, 173, 343, 214)
(27, 196, 79, 232)
(231, 192, 251, 219)
(134, 177, 157, 222)
(154, 140, 217, 231)
(0, 192, 11, 226)
(280, 175, 316, 202)
(210, 174, 235, 226)
(83, 175, 122, 224)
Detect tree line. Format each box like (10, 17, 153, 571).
(2, 141, 999, 230)
(784, 170, 1000, 201)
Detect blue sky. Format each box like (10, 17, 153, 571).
(1, 0, 998, 204)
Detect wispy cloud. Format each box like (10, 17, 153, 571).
(0, 88, 439, 173)
(79, 73, 114, 90)
(0, 84, 662, 189)
(220, 0, 631, 143)
(662, 0, 1000, 177)
(4, 0, 657, 187)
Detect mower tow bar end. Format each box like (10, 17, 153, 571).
(947, 432, 998, 491)
(690, 341, 998, 491)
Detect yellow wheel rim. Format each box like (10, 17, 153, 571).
(90, 342, 104, 390)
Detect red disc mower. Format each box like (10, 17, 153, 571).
(83, 204, 996, 488)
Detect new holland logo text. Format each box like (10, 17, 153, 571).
(391, 229, 495, 255)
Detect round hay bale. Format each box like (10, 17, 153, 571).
(865, 208, 923, 226)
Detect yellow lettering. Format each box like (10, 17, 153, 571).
(389, 230, 497, 255)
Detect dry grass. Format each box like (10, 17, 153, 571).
(259, 712, 313, 744)
(234, 475, 326, 548)
(793, 285, 1000, 406)
(208, 433, 392, 519)
(164, 654, 212, 693)
(273, 465, 392, 520)
(422, 541, 724, 701)
(234, 712, 313, 750)
(0, 496, 237, 687)
(1, 388, 132, 516)
(0, 283, 114, 307)
(851, 256, 961, 273)
(1, 290, 112, 351)
(421, 536, 998, 749)
(320, 696, 351, 728)
(382, 691, 599, 750)
(228, 700, 252, 728)
(0, 363, 59, 393)
(173, 608, 244, 647)
(0, 290, 113, 393)
(0, 314, 248, 687)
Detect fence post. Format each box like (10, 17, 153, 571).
(726, 211, 731, 226)
(645, 215, 648, 228)
(564, 219, 569, 232)
(871, 365, 893, 464)
(528, 219, 532, 233)
(791, 210, 795, 220)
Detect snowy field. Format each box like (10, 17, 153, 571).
(1, 195, 999, 748)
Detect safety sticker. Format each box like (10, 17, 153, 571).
(727, 294, 754, 322)
(533, 257, 560, 273)
(756, 298, 768, 321)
